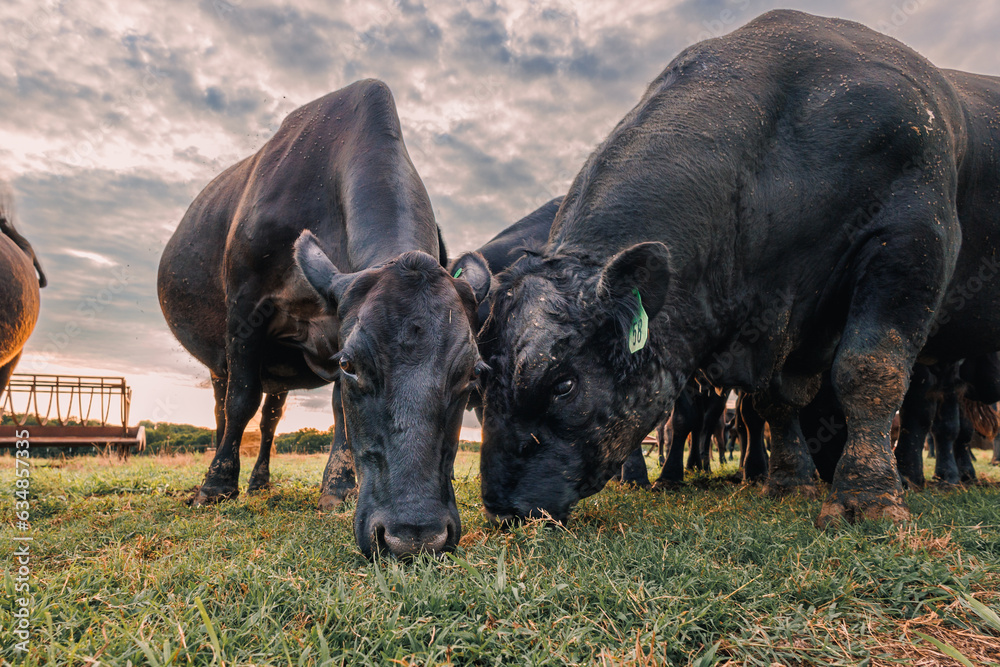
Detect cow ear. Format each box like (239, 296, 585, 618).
(294, 230, 355, 309)
(450, 251, 492, 304)
(597, 242, 671, 319)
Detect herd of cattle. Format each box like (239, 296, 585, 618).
(4, 11, 1000, 559)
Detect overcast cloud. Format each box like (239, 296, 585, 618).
(2, 0, 998, 431)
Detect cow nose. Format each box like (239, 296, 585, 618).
(373, 518, 456, 558)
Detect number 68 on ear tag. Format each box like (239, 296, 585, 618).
(628, 287, 648, 354)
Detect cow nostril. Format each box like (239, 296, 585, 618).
(371, 522, 388, 557)
(383, 523, 450, 558)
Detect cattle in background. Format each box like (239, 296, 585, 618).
(895, 354, 1000, 487)
(472, 11, 1000, 527)
(158, 80, 491, 558)
(0, 189, 46, 393)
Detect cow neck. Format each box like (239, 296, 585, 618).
(340, 180, 439, 271)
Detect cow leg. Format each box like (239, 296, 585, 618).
(696, 428, 712, 473)
(248, 391, 287, 492)
(192, 331, 265, 505)
(894, 364, 933, 489)
(701, 392, 727, 472)
(618, 445, 651, 488)
(684, 397, 705, 471)
(815, 225, 954, 526)
(991, 433, 1000, 465)
(653, 395, 696, 488)
(931, 389, 961, 485)
(191, 296, 274, 505)
(211, 373, 227, 449)
(954, 407, 977, 484)
(758, 397, 818, 498)
(799, 378, 847, 485)
(740, 395, 769, 483)
(716, 420, 726, 465)
(656, 415, 670, 466)
(318, 380, 357, 510)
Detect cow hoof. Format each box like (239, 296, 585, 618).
(651, 479, 682, 492)
(317, 488, 357, 511)
(188, 485, 239, 506)
(761, 481, 819, 499)
(815, 493, 910, 529)
(247, 480, 271, 493)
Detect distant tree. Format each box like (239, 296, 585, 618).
(275, 427, 334, 454)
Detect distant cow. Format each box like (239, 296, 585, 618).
(0, 191, 46, 392)
(471, 11, 1000, 527)
(158, 80, 490, 558)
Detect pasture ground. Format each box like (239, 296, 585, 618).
(2, 447, 999, 666)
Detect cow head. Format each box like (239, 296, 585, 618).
(294, 231, 490, 559)
(475, 242, 675, 524)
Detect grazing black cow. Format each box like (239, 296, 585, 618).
(0, 193, 46, 392)
(470, 11, 1000, 527)
(454, 197, 661, 490)
(158, 80, 491, 558)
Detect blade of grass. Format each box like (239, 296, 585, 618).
(912, 631, 975, 667)
(194, 596, 224, 665)
(959, 593, 1000, 633)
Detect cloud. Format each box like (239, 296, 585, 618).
(1, 0, 995, 430)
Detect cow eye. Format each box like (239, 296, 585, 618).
(552, 378, 575, 398)
(339, 356, 356, 377)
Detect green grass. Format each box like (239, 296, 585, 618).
(2, 448, 999, 666)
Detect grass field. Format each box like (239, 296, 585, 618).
(2, 447, 999, 666)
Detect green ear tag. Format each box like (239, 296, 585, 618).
(453, 267, 463, 279)
(628, 288, 648, 354)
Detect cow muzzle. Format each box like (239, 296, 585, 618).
(367, 513, 459, 559)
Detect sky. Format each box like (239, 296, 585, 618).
(2, 0, 998, 435)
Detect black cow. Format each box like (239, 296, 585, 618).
(470, 11, 1000, 527)
(0, 192, 46, 392)
(158, 80, 491, 558)
(455, 197, 661, 491)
